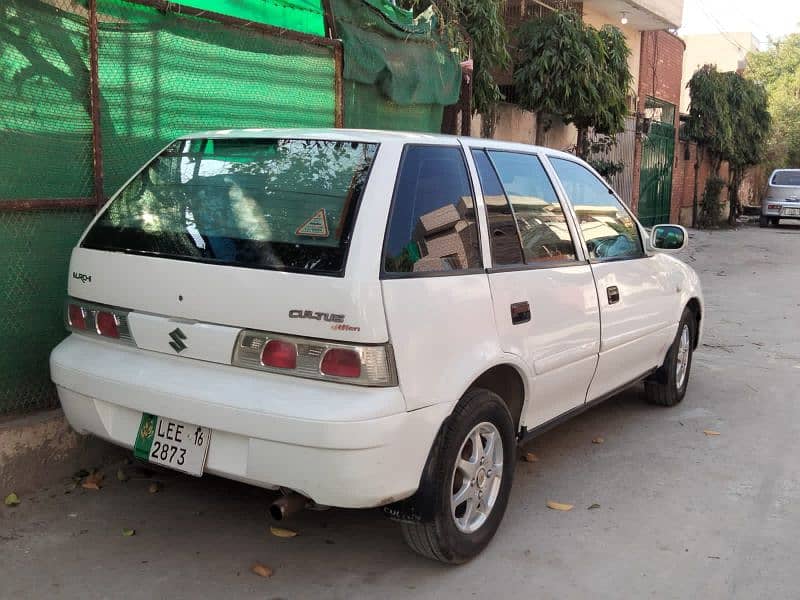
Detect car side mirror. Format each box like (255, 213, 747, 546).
(650, 224, 687, 252)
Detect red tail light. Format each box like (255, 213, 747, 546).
(68, 304, 86, 330)
(261, 340, 297, 369)
(96, 311, 120, 339)
(321, 348, 361, 378)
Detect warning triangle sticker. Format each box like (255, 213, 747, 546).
(295, 208, 329, 238)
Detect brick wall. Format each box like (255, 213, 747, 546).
(632, 31, 685, 218)
(672, 139, 732, 226)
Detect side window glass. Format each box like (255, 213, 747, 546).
(550, 158, 644, 261)
(384, 146, 481, 274)
(471, 150, 524, 266)
(486, 151, 577, 263)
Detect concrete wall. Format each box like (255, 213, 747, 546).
(0, 410, 123, 495)
(679, 32, 759, 112)
(582, 4, 642, 97)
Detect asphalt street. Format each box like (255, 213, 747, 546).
(2, 223, 799, 599)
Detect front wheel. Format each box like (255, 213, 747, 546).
(400, 388, 515, 564)
(645, 307, 696, 406)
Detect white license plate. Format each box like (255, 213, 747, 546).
(134, 413, 211, 476)
(781, 207, 800, 217)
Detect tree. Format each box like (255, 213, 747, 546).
(402, 0, 510, 124)
(745, 34, 800, 170)
(685, 66, 770, 226)
(722, 72, 770, 225)
(512, 11, 632, 158)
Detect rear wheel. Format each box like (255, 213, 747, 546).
(759, 215, 768, 227)
(771, 217, 780, 226)
(400, 388, 515, 564)
(645, 307, 696, 407)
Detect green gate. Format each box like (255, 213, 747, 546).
(638, 120, 675, 226)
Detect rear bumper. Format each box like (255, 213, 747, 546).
(50, 335, 449, 508)
(761, 201, 800, 218)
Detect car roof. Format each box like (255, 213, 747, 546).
(179, 128, 576, 160)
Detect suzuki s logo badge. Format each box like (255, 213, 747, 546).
(168, 328, 187, 353)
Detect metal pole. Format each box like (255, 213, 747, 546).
(334, 42, 344, 128)
(88, 0, 105, 210)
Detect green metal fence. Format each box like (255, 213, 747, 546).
(0, 0, 459, 416)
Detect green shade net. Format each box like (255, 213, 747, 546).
(172, 0, 326, 36)
(96, 0, 336, 196)
(332, 0, 461, 132)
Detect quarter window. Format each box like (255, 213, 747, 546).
(550, 158, 644, 261)
(384, 146, 480, 274)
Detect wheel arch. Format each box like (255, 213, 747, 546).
(463, 362, 527, 435)
(686, 297, 702, 349)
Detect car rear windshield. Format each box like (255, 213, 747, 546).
(82, 138, 378, 275)
(771, 171, 800, 186)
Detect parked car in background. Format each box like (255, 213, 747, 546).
(760, 169, 800, 226)
(51, 129, 703, 564)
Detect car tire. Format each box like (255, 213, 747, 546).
(645, 307, 696, 407)
(400, 388, 515, 564)
(759, 215, 768, 227)
(771, 217, 780, 226)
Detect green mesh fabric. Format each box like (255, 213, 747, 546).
(344, 81, 444, 132)
(332, 0, 459, 131)
(171, 0, 325, 36)
(0, 2, 95, 201)
(96, 0, 336, 196)
(0, 209, 94, 415)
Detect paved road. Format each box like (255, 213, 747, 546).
(2, 224, 799, 599)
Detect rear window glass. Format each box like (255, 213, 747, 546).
(82, 138, 378, 274)
(771, 171, 800, 186)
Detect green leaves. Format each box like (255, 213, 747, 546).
(744, 34, 798, 168)
(513, 11, 631, 143)
(687, 66, 770, 173)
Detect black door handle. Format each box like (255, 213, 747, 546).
(510, 301, 531, 325)
(607, 286, 620, 304)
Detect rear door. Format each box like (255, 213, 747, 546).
(379, 143, 499, 412)
(548, 157, 676, 400)
(468, 148, 600, 427)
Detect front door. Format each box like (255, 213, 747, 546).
(549, 157, 676, 400)
(468, 148, 600, 427)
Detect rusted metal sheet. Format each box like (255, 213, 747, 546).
(333, 42, 344, 128)
(589, 116, 636, 207)
(88, 0, 105, 211)
(0, 198, 96, 212)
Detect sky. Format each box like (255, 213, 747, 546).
(680, 0, 800, 45)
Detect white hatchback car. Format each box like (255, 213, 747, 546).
(51, 129, 703, 563)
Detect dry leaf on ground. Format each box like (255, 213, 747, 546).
(148, 482, 162, 494)
(703, 430, 721, 436)
(546, 500, 573, 511)
(270, 526, 298, 538)
(4, 492, 20, 507)
(116, 468, 129, 482)
(122, 528, 136, 537)
(522, 452, 539, 463)
(587, 503, 601, 510)
(81, 472, 104, 490)
(251, 563, 273, 578)
(591, 437, 604, 444)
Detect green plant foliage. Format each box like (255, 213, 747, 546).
(699, 175, 725, 228)
(745, 34, 800, 169)
(685, 65, 734, 164)
(513, 11, 631, 156)
(686, 65, 770, 224)
(401, 0, 510, 118)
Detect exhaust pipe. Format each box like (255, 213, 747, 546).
(269, 492, 309, 521)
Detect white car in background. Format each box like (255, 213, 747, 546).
(760, 168, 800, 226)
(51, 129, 703, 563)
